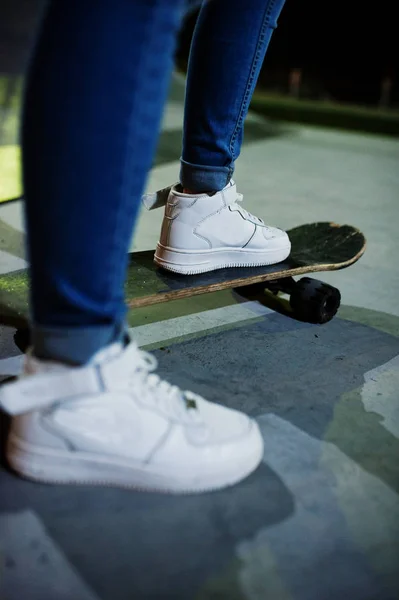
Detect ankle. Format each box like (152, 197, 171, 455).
(182, 188, 217, 196)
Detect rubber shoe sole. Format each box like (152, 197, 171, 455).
(154, 243, 291, 275)
(6, 421, 264, 494)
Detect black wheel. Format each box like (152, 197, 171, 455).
(289, 277, 341, 324)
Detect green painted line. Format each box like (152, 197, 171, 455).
(0, 145, 21, 203)
(0, 269, 29, 319)
(339, 306, 399, 339)
(127, 289, 238, 327)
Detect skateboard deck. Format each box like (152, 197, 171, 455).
(124, 222, 365, 321)
(0, 222, 365, 326)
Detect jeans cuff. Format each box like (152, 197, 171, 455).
(31, 321, 127, 365)
(179, 158, 234, 192)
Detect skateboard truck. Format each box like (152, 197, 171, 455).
(252, 276, 341, 324)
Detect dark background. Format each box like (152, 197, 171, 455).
(0, 0, 398, 107)
(177, 2, 398, 106)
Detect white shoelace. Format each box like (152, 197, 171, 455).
(129, 348, 199, 421)
(233, 193, 265, 226)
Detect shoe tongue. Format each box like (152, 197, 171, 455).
(221, 180, 237, 205)
(141, 185, 173, 211)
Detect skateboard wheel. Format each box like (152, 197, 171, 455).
(289, 277, 341, 324)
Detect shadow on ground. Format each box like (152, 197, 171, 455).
(1, 306, 399, 599)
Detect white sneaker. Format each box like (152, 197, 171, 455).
(142, 181, 291, 274)
(0, 341, 264, 493)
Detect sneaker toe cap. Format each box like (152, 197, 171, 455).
(194, 397, 264, 459)
(262, 226, 290, 243)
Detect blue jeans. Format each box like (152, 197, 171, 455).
(22, 0, 286, 365)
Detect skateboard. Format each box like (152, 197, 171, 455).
(0, 222, 365, 336)
(125, 221, 365, 323)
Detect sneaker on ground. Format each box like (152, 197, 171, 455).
(0, 340, 264, 493)
(142, 181, 291, 275)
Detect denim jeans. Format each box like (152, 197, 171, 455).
(22, 0, 286, 365)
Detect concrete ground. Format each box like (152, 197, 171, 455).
(1, 73, 399, 600)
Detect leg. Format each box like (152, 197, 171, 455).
(23, 0, 185, 364)
(151, 0, 291, 275)
(0, 0, 264, 493)
(181, 0, 287, 192)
